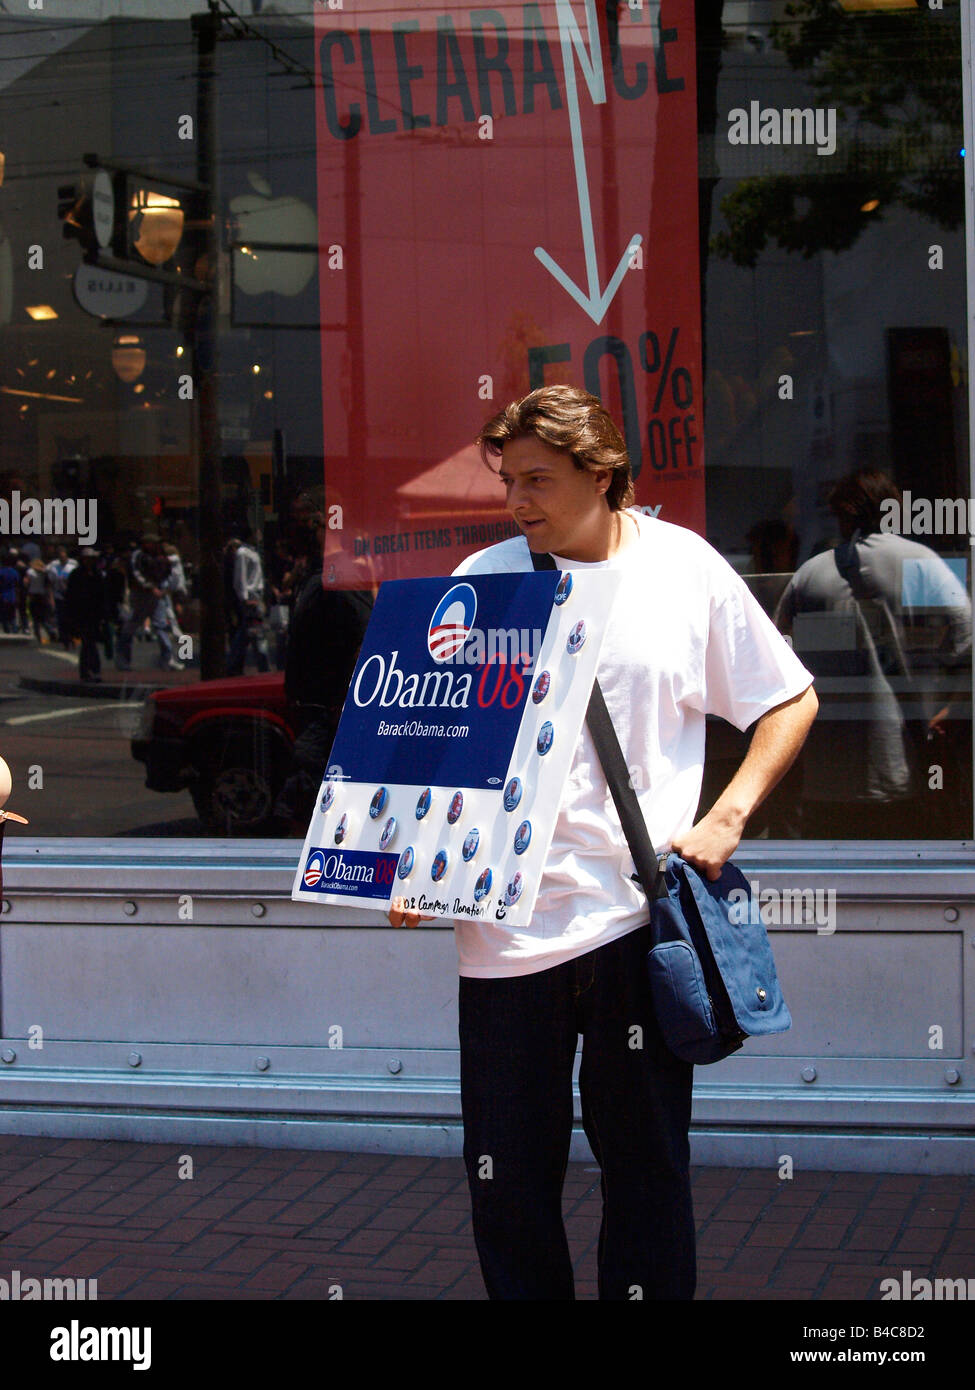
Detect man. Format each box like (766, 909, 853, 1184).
(46, 545, 77, 649)
(392, 385, 817, 1301)
(775, 468, 970, 838)
(115, 534, 181, 672)
(272, 489, 374, 834)
(226, 527, 270, 676)
(64, 547, 106, 682)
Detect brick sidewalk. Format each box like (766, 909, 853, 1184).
(1, 1135, 973, 1300)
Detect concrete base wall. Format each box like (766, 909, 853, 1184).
(1, 841, 972, 1171)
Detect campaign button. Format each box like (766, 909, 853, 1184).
(320, 783, 335, 812)
(369, 786, 389, 819)
(397, 846, 415, 879)
(380, 816, 397, 850)
(537, 721, 554, 756)
(566, 619, 587, 654)
(462, 828, 480, 861)
(415, 788, 432, 820)
(503, 777, 523, 812)
(474, 867, 493, 902)
(514, 820, 532, 854)
(531, 670, 551, 704)
(431, 849, 448, 882)
(504, 870, 524, 905)
(554, 572, 573, 606)
(447, 790, 464, 824)
(303, 851, 325, 888)
(334, 813, 349, 844)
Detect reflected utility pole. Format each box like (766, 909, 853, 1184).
(192, 4, 224, 679)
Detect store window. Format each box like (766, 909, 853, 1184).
(0, 0, 969, 842)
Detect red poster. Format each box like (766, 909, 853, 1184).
(314, 0, 702, 585)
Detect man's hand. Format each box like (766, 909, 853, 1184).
(673, 684, 818, 882)
(671, 805, 746, 883)
(388, 896, 435, 929)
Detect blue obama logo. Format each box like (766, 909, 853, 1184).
(303, 851, 326, 889)
(427, 583, 478, 664)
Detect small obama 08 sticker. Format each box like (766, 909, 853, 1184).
(397, 846, 415, 879)
(566, 619, 587, 654)
(554, 573, 573, 606)
(462, 827, 480, 861)
(531, 670, 551, 704)
(503, 777, 523, 812)
(536, 721, 554, 755)
(447, 790, 464, 824)
(415, 788, 432, 820)
(431, 849, 448, 882)
(369, 786, 389, 819)
(513, 820, 532, 854)
(474, 866, 493, 901)
(380, 816, 397, 850)
(504, 870, 525, 905)
(320, 783, 335, 813)
(334, 812, 349, 844)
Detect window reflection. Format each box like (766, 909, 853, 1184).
(0, 1, 970, 841)
(774, 471, 972, 838)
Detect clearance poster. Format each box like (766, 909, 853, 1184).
(292, 568, 621, 925)
(313, 0, 702, 585)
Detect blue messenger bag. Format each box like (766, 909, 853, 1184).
(647, 854, 792, 1065)
(531, 546, 792, 1065)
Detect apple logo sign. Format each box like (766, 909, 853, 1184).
(230, 172, 317, 298)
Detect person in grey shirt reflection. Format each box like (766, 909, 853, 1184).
(775, 469, 971, 837)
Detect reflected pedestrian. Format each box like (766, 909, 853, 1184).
(65, 547, 106, 683)
(24, 557, 52, 644)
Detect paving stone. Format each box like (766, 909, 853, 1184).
(0, 1135, 969, 1301)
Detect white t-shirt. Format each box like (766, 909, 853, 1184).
(450, 509, 813, 977)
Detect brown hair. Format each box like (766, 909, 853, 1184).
(828, 469, 902, 537)
(477, 385, 634, 511)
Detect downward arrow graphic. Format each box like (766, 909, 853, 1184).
(535, 0, 642, 326)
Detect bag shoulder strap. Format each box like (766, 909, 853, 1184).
(530, 544, 663, 900)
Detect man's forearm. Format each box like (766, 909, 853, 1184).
(672, 682, 818, 879)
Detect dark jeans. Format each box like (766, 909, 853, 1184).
(78, 628, 101, 680)
(459, 921, 696, 1301)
